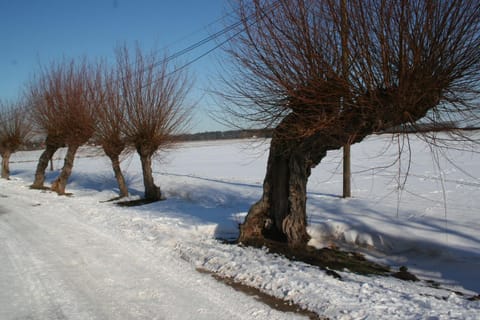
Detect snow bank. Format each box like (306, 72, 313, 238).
(6, 133, 480, 319)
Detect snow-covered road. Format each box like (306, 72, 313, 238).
(0, 186, 304, 320)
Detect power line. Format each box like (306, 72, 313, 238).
(0, 1, 281, 126)
(138, 2, 279, 77)
(148, 1, 281, 82)
(165, 2, 281, 77)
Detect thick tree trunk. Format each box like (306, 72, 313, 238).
(107, 153, 129, 198)
(31, 143, 60, 189)
(239, 113, 351, 248)
(1, 150, 11, 179)
(138, 153, 161, 201)
(239, 141, 311, 247)
(239, 128, 332, 248)
(51, 144, 79, 195)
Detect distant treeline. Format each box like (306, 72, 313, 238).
(21, 125, 479, 150)
(179, 124, 479, 142)
(176, 129, 273, 142)
(380, 122, 479, 134)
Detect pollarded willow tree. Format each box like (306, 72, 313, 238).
(92, 63, 130, 198)
(28, 64, 69, 189)
(29, 59, 95, 194)
(50, 60, 96, 195)
(221, 0, 480, 247)
(0, 100, 32, 179)
(116, 45, 192, 201)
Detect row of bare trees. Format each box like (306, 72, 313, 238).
(0, 45, 192, 201)
(2, 1, 479, 253)
(221, 0, 480, 248)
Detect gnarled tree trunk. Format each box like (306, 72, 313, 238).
(137, 148, 161, 201)
(1, 150, 11, 179)
(238, 139, 317, 247)
(106, 152, 129, 198)
(51, 144, 79, 195)
(31, 140, 63, 189)
(239, 116, 341, 248)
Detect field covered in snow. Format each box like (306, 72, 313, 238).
(2, 132, 479, 319)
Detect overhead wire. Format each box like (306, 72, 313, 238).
(0, 1, 281, 126)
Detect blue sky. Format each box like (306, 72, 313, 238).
(0, 0, 231, 132)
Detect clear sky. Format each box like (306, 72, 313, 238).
(0, 0, 231, 133)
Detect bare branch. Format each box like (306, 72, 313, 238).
(115, 44, 193, 200)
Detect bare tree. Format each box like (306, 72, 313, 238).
(92, 63, 130, 198)
(220, 0, 480, 247)
(28, 65, 68, 189)
(0, 100, 32, 179)
(116, 45, 192, 201)
(29, 58, 95, 194)
(50, 60, 95, 195)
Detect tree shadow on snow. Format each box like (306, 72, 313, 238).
(112, 178, 259, 241)
(306, 195, 480, 293)
(57, 169, 144, 199)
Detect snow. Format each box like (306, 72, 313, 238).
(0, 175, 302, 320)
(1, 133, 480, 319)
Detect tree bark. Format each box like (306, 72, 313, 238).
(239, 116, 343, 248)
(239, 138, 313, 247)
(31, 142, 61, 189)
(1, 150, 11, 179)
(107, 153, 129, 198)
(51, 144, 79, 195)
(138, 152, 162, 201)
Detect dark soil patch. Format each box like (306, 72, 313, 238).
(392, 266, 419, 282)
(425, 279, 441, 288)
(468, 295, 480, 301)
(225, 239, 479, 300)
(236, 239, 391, 277)
(197, 268, 328, 320)
(29, 185, 51, 191)
(115, 198, 163, 207)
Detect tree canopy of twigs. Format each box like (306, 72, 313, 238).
(0, 100, 32, 179)
(28, 64, 67, 189)
(91, 62, 130, 198)
(28, 58, 96, 194)
(220, 0, 480, 247)
(116, 45, 193, 201)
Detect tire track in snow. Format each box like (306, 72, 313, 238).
(0, 181, 306, 320)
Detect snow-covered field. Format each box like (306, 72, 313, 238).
(1, 132, 479, 319)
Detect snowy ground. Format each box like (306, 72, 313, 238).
(1, 132, 479, 319)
